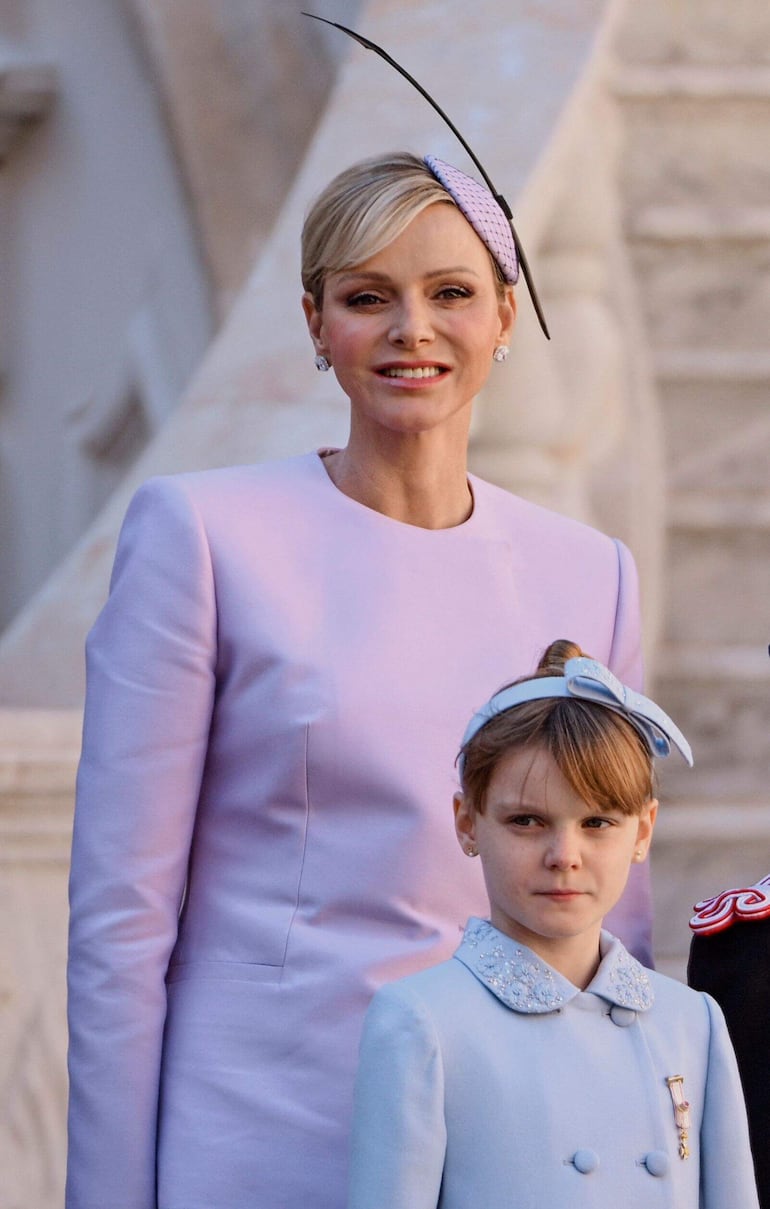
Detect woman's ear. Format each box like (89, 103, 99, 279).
(633, 798, 658, 862)
(497, 285, 516, 346)
(302, 291, 325, 353)
(453, 791, 478, 854)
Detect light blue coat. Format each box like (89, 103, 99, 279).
(348, 919, 759, 1209)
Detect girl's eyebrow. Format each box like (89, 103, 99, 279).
(489, 797, 545, 813)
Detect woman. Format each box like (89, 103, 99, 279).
(66, 153, 648, 1209)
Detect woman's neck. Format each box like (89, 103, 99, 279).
(321, 434, 473, 529)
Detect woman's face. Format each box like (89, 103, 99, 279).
(303, 203, 515, 442)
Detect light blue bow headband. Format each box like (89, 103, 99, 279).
(459, 657, 693, 771)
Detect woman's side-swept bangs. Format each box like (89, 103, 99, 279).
(301, 153, 451, 305)
(301, 151, 507, 305)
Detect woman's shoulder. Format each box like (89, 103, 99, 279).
(111, 453, 329, 564)
(135, 451, 323, 509)
(469, 472, 622, 556)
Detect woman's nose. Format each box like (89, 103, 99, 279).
(388, 297, 434, 347)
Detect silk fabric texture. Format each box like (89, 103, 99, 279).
(66, 450, 648, 1209)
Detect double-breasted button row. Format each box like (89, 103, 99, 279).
(569, 1149, 670, 1177)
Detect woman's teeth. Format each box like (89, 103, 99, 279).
(380, 366, 443, 378)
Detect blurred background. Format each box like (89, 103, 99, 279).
(1, 1, 768, 1203)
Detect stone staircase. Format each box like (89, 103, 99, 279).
(613, 1, 770, 976)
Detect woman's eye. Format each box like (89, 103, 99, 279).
(346, 292, 384, 307)
(436, 285, 472, 300)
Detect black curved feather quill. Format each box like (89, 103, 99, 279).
(303, 11, 550, 338)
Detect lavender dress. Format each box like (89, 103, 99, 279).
(66, 450, 647, 1209)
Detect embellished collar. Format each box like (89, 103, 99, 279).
(454, 917, 654, 1015)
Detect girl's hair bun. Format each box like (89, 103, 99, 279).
(536, 639, 585, 676)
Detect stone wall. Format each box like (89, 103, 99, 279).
(613, 0, 770, 974)
(0, 0, 357, 638)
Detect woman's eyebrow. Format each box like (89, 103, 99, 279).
(335, 265, 482, 285)
(334, 271, 392, 285)
(424, 266, 481, 279)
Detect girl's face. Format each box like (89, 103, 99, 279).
(454, 744, 657, 986)
(303, 203, 515, 444)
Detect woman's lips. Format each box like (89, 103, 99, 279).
(375, 363, 449, 379)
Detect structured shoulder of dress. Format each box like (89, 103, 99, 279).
(147, 450, 317, 491)
(468, 472, 620, 552)
(132, 451, 326, 510)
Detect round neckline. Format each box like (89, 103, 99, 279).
(313, 448, 480, 535)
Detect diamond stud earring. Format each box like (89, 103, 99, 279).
(492, 345, 509, 363)
(314, 354, 331, 372)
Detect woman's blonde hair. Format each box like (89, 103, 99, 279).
(301, 151, 507, 306)
(459, 639, 655, 816)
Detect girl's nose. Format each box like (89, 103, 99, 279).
(545, 831, 581, 870)
(388, 297, 434, 347)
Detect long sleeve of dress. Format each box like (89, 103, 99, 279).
(699, 993, 760, 1209)
(347, 985, 447, 1209)
(66, 477, 217, 1209)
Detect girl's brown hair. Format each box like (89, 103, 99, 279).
(459, 639, 655, 816)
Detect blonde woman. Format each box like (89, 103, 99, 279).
(66, 153, 648, 1209)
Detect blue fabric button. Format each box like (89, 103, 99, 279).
(644, 1150, 670, 1178)
(609, 1005, 637, 1027)
(572, 1149, 600, 1174)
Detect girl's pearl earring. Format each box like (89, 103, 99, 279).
(465, 844, 478, 858)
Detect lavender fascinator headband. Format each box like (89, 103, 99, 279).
(424, 155, 519, 285)
(460, 657, 694, 771)
(303, 12, 549, 339)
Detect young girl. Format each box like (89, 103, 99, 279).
(347, 640, 759, 1209)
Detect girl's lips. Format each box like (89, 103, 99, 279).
(536, 890, 585, 898)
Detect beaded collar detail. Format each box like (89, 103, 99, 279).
(455, 918, 654, 1014)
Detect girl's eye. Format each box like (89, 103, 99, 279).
(509, 814, 540, 829)
(583, 816, 614, 830)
